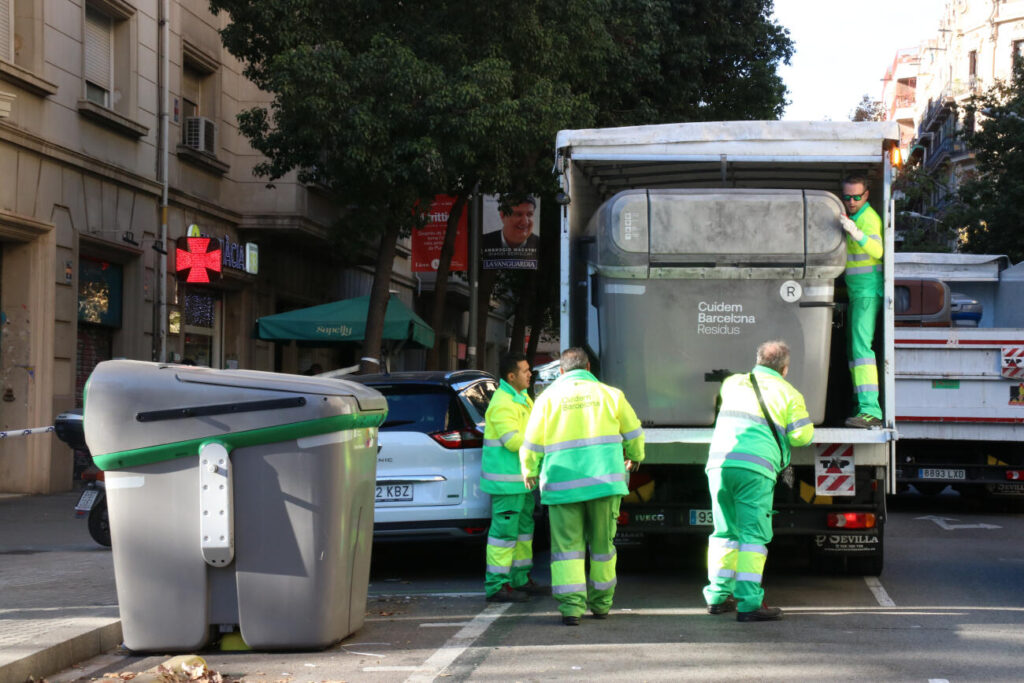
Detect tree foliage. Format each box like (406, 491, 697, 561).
(952, 58, 1024, 262)
(892, 164, 960, 252)
(208, 0, 794, 369)
(849, 94, 885, 122)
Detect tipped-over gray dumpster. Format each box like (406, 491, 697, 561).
(582, 188, 846, 426)
(82, 360, 387, 652)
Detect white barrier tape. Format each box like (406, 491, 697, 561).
(0, 425, 55, 439)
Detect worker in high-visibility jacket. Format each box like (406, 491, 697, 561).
(520, 347, 644, 626)
(839, 175, 884, 429)
(481, 353, 548, 603)
(704, 340, 814, 622)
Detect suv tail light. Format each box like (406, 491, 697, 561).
(430, 428, 483, 449)
(827, 512, 876, 529)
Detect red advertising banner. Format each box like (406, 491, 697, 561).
(412, 195, 468, 273)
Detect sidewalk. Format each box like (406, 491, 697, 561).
(0, 492, 121, 683)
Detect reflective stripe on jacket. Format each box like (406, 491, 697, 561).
(706, 366, 814, 482)
(845, 203, 884, 298)
(481, 379, 533, 495)
(520, 369, 644, 505)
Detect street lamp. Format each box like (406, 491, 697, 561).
(898, 211, 942, 223)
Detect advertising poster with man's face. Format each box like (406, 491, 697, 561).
(481, 194, 540, 270)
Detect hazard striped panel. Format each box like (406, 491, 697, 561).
(1001, 346, 1024, 378)
(815, 444, 855, 497)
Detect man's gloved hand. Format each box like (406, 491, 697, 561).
(840, 215, 865, 242)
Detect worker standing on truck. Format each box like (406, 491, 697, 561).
(839, 175, 884, 429)
(481, 353, 548, 603)
(520, 347, 644, 625)
(704, 340, 814, 622)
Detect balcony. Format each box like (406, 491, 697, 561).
(924, 136, 969, 171)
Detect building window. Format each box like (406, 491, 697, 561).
(81, 0, 136, 116)
(1013, 40, 1024, 73)
(84, 6, 112, 106)
(0, 0, 12, 63)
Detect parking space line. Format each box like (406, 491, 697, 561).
(420, 622, 471, 628)
(864, 576, 896, 607)
(402, 602, 511, 682)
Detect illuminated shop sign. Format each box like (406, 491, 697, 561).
(175, 235, 223, 283)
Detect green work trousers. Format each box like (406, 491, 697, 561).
(847, 295, 882, 419)
(549, 495, 620, 617)
(703, 467, 775, 612)
(484, 492, 535, 597)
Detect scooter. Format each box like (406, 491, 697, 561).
(54, 410, 111, 547)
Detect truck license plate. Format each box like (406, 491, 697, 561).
(919, 468, 966, 480)
(689, 509, 714, 526)
(375, 484, 413, 502)
(75, 488, 99, 512)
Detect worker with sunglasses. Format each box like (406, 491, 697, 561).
(838, 175, 883, 429)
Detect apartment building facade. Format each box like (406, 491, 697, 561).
(0, 0, 493, 493)
(890, 0, 1024, 213)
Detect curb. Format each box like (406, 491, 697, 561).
(0, 621, 121, 683)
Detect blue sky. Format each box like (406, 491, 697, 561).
(772, 0, 945, 121)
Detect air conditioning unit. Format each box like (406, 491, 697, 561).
(183, 116, 216, 155)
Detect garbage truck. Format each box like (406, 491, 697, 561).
(553, 121, 900, 574)
(894, 253, 1024, 497)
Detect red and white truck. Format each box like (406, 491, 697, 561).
(894, 253, 1024, 496)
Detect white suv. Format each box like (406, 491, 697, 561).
(348, 370, 498, 541)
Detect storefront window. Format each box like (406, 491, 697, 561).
(180, 288, 221, 367)
(78, 257, 123, 326)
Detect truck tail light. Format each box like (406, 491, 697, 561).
(430, 429, 483, 449)
(462, 526, 487, 535)
(1006, 470, 1024, 481)
(617, 510, 630, 526)
(827, 512, 876, 529)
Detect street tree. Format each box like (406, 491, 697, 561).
(850, 94, 886, 122)
(893, 164, 960, 252)
(210, 1, 793, 371)
(953, 58, 1024, 263)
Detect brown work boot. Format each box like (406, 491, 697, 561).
(486, 584, 529, 603)
(736, 604, 783, 622)
(707, 596, 738, 615)
(513, 578, 551, 596)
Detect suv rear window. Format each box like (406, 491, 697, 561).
(370, 384, 461, 433)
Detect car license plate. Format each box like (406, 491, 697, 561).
(75, 488, 99, 512)
(689, 509, 714, 526)
(919, 468, 966, 480)
(375, 484, 413, 502)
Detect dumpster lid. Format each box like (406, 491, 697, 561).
(172, 366, 388, 413)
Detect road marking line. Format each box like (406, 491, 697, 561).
(420, 622, 471, 628)
(864, 576, 896, 607)
(403, 602, 511, 682)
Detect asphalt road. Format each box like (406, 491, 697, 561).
(53, 492, 1024, 682)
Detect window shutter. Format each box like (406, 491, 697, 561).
(84, 7, 111, 91)
(0, 0, 13, 63)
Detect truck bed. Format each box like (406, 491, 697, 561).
(895, 327, 1024, 441)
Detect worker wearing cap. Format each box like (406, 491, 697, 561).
(704, 340, 814, 622)
(481, 353, 547, 602)
(521, 347, 644, 625)
(839, 175, 884, 429)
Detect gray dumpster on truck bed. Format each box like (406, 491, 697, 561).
(582, 188, 846, 426)
(82, 359, 387, 652)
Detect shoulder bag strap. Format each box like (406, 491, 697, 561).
(750, 372, 786, 465)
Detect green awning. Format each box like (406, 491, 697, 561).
(256, 294, 435, 348)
